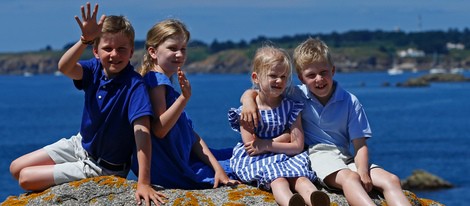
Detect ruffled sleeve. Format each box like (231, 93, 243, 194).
(227, 106, 242, 133)
(286, 99, 304, 129)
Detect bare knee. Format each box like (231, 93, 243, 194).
(18, 167, 55, 191)
(326, 170, 362, 189)
(383, 173, 402, 190)
(18, 168, 36, 190)
(10, 159, 22, 180)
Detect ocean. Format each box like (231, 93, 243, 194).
(1, 71, 469, 205)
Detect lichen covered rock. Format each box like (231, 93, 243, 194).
(2, 176, 444, 206)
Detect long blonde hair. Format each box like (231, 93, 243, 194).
(138, 19, 190, 76)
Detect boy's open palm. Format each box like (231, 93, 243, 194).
(74, 2, 106, 41)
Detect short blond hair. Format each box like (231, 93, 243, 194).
(94, 15, 135, 48)
(293, 38, 333, 74)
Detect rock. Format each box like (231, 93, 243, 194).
(397, 73, 470, 87)
(402, 169, 454, 190)
(2, 176, 444, 206)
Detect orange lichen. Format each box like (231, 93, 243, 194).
(95, 176, 128, 188)
(1, 189, 50, 206)
(42, 194, 55, 201)
(227, 185, 275, 203)
(171, 191, 215, 206)
(69, 177, 93, 188)
(1, 196, 29, 206)
(419, 198, 443, 206)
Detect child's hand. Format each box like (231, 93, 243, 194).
(213, 170, 240, 188)
(244, 139, 268, 156)
(358, 171, 373, 192)
(240, 101, 259, 128)
(74, 2, 106, 42)
(135, 183, 167, 206)
(177, 67, 191, 99)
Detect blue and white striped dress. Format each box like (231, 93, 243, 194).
(228, 98, 317, 189)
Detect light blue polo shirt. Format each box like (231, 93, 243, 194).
(287, 81, 372, 151)
(74, 58, 153, 165)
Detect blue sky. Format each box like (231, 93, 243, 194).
(1, 0, 469, 52)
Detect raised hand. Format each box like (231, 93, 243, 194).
(177, 67, 191, 99)
(74, 2, 106, 42)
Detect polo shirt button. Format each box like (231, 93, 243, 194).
(103, 86, 106, 89)
(98, 95, 102, 99)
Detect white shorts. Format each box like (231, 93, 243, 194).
(308, 143, 380, 182)
(43, 133, 128, 185)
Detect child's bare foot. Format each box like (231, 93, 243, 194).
(288, 193, 305, 206)
(310, 191, 330, 206)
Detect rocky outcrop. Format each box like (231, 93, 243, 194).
(402, 170, 454, 190)
(397, 73, 470, 87)
(2, 175, 444, 206)
(185, 50, 251, 74)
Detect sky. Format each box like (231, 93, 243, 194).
(1, 0, 469, 53)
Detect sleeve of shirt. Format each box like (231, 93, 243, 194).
(227, 106, 242, 133)
(287, 99, 304, 129)
(348, 95, 372, 141)
(74, 59, 96, 90)
(128, 80, 154, 124)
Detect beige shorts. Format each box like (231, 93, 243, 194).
(44, 133, 128, 185)
(308, 143, 380, 182)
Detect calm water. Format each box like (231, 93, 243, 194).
(1, 71, 469, 205)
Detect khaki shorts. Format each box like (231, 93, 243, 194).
(44, 133, 128, 185)
(308, 143, 380, 182)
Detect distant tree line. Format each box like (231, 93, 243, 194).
(62, 28, 470, 57)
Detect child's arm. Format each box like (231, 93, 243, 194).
(58, 3, 105, 80)
(243, 115, 305, 156)
(133, 116, 167, 205)
(240, 89, 260, 128)
(352, 137, 373, 192)
(191, 131, 240, 188)
(150, 68, 190, 138)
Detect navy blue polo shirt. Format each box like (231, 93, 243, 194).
(75, 58, 153, 165)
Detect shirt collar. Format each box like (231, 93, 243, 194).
(100, 63, 133, 84)
(301, 81, 343, 105)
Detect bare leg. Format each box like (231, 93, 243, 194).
(10, 148, 56, 191)
(324, 169, 375, 206)
(289, 177, 315, 206)
(370, 168, 411, 206)
(271, 177, 298, 206)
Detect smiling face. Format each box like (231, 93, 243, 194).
(298, 61, 335, 105)
(93, 32, 134, 78)
(253, 63, 289, 102)
(149, 34, 187, 77)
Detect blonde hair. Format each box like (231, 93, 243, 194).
(293, 37, 334, 74)
(251, 45, 293, 90)
(94, 15, 135, 48)
(139, 19, 190, 76)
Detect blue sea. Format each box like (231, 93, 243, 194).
(1, 71, 469, 205)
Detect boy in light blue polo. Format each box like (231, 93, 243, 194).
(9, 3, 166, 205)
(240, 38, 411, 206)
